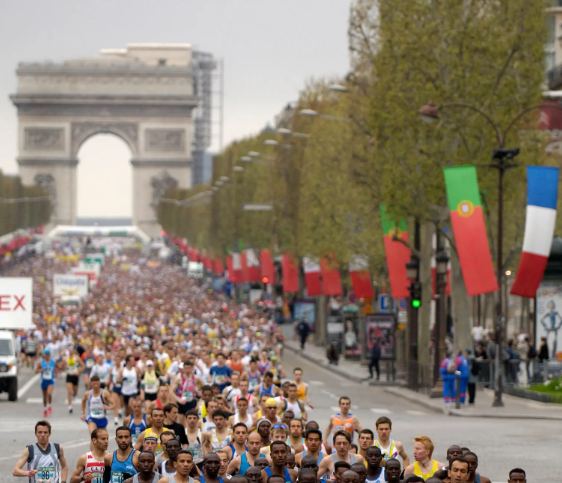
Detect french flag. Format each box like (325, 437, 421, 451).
(511, 166, 559, 298)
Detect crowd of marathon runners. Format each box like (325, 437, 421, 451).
(6, 243, 528, 483)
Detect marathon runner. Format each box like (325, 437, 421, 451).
(260, 441, 297, 483)
(318, 431, 364, 480)
(64, 347, 85, 414)
(36, 349, 57, 418)
(69, 429, 109, 483)
(124, 398, 149, 446)
(223, 422, 249, 461)
(277, 384, 306, 422)
(157, 450, 196, 483)
(158, 438, 181, 478)
(295, 429, 323, 467)
(200, 452, 224, 483)
(464, 452, 491, 483)
(25, 333, 39, 368)
(81, 375, 114, 433)
(292, 368, 313, 409)
(12, 420, 68, 483)
(125, 451, 160, 483)
(229, 395, 252, 428)
(110, 354, 125, 425)
(163, 403, 189, 449)
(325, 398, 362, 446)
(364, 446, 384, 483)
(91, 355, 112, 390)
(404, 436, 445, 480)
(134, 408, 170, 457)
(226, 432, 264, 476)
(233, 379, 259, 415)
(287, 419, 305, 454)
(82, 346, 96, 391)
(141, 360, 160, 412)
(202, 410, 233, 453)
(149, 385, 172, 415)
(373, 417, 409, 466)
(383, 459, 401, 483)
(185, 410, 204, 469)
(105, 426, 140, 483)
(119, 356, 142, 417)
(170, 361, 204, 424)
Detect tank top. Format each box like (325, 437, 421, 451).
(177, 374, 196, 402)
(333, 413, 354, 441)
(27, 443, 61, 483)
(228, 443, 247, 461)
(26, 339, 38, 353)
(211, 428, 232, 451)
(88, 391, 106, 420)
(238, 452, 266, 476)
(247, 372, 260, 393)
(144, 427, 169, 456)
(257, 382, 275, 397)
(229, 360, 243, 373)
(132, 473, 161, 483)
(235, 394, 254, 415)
(374, 440, 398, 461)
(129, 414, 148, 445)
(233, 413, 251, 428)
(83, 452, 106, 483)
(413, 460, 439, 480)
(41, 359, 55, 382)
(143, 371, 159, 395)
(111, 449, 138, 483)
(269, 366, 281, 385)
(303, 442, 329, 456)
(284, 400, 303, 419)
(159, 460, 177, 478)
(295, 382, 306, 401)
(122, 367, 138, 396)
(301, 450, 323, 465)
(365, 468, 385, 483)
(67, 356, 80, 375)
(265, 466, 292, 483)
(84, 356, 96, 373)
(187, 430, 203, 464)
(258, 361, 271, 375)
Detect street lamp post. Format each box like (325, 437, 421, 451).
(431, 243, 450, 397)
(418, 100, 562, 406)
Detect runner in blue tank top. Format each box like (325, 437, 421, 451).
(262, 441, 297, 483)
(36, 349, 56, 418)
(106, 426, 139, 483)
(200, 452, 224, 483)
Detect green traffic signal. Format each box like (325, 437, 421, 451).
(412, 299, 421, 308)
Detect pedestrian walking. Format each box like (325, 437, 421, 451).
(296, 316, 311, 350)
(369, 338, 381, 380)
(326, 343, 339, 365)
(465, 349, 478, 405)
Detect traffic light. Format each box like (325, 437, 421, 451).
(262, 276, 269, 284)
(410, 282, 421, 308)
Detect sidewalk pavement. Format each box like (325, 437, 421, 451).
(283, 338, 401, 386)
(385, 385, 562, 420)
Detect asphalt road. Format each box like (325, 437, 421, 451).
(0, 353, 558, 482)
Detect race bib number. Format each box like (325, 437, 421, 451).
(145, 383, 157, 392)
(112, 472, 124, 483)
(214, 374, 227, 385)
(125, 377, 134, 385)
(36, 465, 55, 483)
(190, 446, 202, 463)
(91, 472, 104, 483)
(182, 390, 194, 402)
(91, 407, 104, 417)
(43, 370, 53, 380)
(86, 360, 95, 368)
(249, 379, 258, 390)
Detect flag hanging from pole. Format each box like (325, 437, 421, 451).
(260, 249, 275, 284)
(511, 166, 559, 298)
(444, 166, 498, 295)
(282, 254, 299, 293)
(349, 256, 374, 299)
(303, 257, 323, 296)
(320, 257, 343, 296)
(380, 206, 411, 299)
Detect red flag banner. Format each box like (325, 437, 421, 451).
(349, 256, 374, 299)
(245, 249, 261, 282)
(303, 257, 323, 296)
(282, 254, 299, 293)
(320, 257, 343, 296)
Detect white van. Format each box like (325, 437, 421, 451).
(0, 331, 18, 401)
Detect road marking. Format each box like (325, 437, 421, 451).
(18, 374, 40, 399)
(321, 389, 338, 399)
(27, 397, 81, 404)
(352, 405, 358, 410)
(371, 408, 392, 414)
(309, 380, 325, 386)
(406, 410, 427, 416)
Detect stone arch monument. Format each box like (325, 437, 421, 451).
(11, 44, 201, 237)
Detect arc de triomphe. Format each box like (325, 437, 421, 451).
(11, 44, 199, 237)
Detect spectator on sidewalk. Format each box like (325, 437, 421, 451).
(327, 343, 339, 366)
(516, 337, 529, 384)
(538, 337, 549, 362)
(465, 349, 477, 405)
(526, 338, 537, 382)
(296, 316, 311, 350)
(369, 338, 381, 380)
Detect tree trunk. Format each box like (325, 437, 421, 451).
(450, 247, 473, 354)
(418, 222, 434, 384)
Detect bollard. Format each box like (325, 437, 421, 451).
(455, 371, 461, 409)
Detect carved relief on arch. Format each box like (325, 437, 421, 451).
(71, 122, 139, 157)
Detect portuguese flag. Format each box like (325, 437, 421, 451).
(380, 206, 411, 299)
(444, 166, 498, 296)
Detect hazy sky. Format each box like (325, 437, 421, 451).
(0, 1, 352, 217)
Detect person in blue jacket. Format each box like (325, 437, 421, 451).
(455, 352, 470, 404)
(439, 354, 457, 407)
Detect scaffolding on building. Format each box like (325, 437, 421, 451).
(191, 51, 223, 186)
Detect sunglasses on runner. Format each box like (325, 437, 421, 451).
(272, 424, 287, 429)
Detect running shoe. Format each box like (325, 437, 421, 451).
(43, 409, 48, 418)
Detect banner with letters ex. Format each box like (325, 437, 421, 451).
(0, 277, 33, 329)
